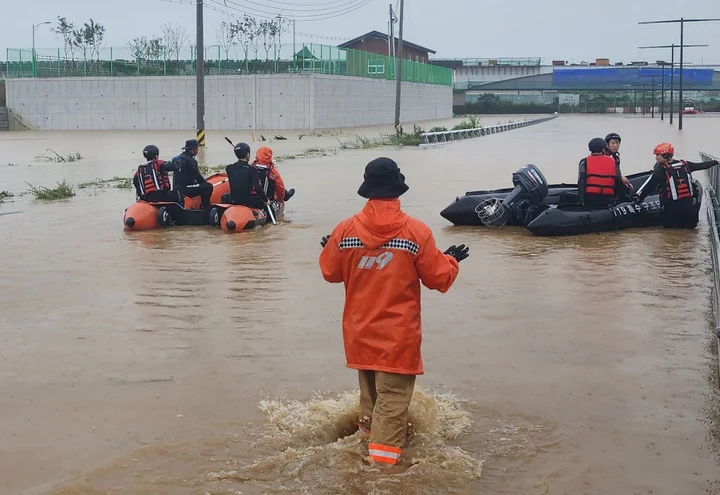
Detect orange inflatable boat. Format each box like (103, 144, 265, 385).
(123, 172, 285, 232)
(209, 200, 285, 232)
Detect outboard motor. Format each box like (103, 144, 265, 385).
(476, 164, 549, 227)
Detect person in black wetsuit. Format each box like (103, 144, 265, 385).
(172, 139, 212, 209)
(604, 132, 633, 193)
(633, 142, 719, 229)
(224, 142, 270, 210)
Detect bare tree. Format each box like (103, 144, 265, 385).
(258, 20, 278, 61)
(232, 15, 257, 64)
(52, 17, 76, 61)
(128, 36, 164, 60)
(216, 20, 236, 60)
(162, 22, 188, 61)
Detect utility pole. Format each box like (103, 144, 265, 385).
(639, 17, 720, 130)
(196, 0, 205, 146)
(393, 0, 404, 133)
(293, 18, 296, 73)
(639, 43, 707, 125)
(388, 4, 396, 59)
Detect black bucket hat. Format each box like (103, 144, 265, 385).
(183, 139, 199, 150)
(357, 157, 409, 199)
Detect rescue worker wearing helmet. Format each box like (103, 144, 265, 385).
(578, 137, 625, 207)
(633, 143, 719, 229)
(171, 139, 213, 209)
(223, 142, 270, 210)
(319, 157, 468, 467)
(604, 132, 634, 192)
(132, 145, 182, 203)
(253, 146, 296, 202)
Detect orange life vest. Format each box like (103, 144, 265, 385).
(663, 160, 693, 201)
(136, 159, 171, 195)
(584, 155, 618, 196)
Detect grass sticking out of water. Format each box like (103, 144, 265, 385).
(26, 180, 76, 200)
(0, 191, 14, 203)
(35, 149, 84, 163)
(78, 177, 133, 189)
(452, 115, 482, 131)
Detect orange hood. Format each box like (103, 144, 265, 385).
(351, 199, 408, 249)
(255, 146, 273, 165)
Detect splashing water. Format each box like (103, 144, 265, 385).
(206, 388, 484, 495)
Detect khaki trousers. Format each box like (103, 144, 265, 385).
(358, 370, 416, 465)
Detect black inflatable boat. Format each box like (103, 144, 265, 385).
(439, 164, 703, 237)
(526, 183, 703, 236)
(440, 168, 655, 227)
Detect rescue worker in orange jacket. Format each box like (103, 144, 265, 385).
(633, 143, 719, 229)
(132, 145, 182, 203)
(318, 157, 469, 467)
(578, 137, 625, 207)
(253, 146, 295, 202)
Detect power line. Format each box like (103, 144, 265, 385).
(155, 0, 354, 40)
(225, 0, 368, 13)
(206, 0, 373, 20)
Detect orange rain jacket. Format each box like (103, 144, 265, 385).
(319, 198, 460, 375)
(254, 146, 286, 202)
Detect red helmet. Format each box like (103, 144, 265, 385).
(653, 143, 674, 156)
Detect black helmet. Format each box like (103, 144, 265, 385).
(605, 133, 621, 144)
(588, 137, 607, 153)
(143, 145, 159, 160)
(234, 142, 251, 160)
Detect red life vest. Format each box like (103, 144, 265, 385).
(584, 155, 618, 196)
(136, 159, 171, 195)
(663, 160, 693, 201)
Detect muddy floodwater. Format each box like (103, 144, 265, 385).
(2, 115, 720, 495)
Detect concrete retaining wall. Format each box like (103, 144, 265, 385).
(5, 74, 451, 131)
(0, 108, 8, 131)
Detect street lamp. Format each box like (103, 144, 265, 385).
(32, 21, 51, 77)
(639, 44, 708, 124)
(639, 17, 720, 130)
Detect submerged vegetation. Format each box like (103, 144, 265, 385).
(78, 177, 133, 189)
(26, 180, 76, 200)
(0, 191, 14, 203)
(452, 115, 482, 130)
(35, 149, 84, 163)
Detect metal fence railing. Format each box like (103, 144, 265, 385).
(4, 43, 452, 86)
(700, 150, 720, 383)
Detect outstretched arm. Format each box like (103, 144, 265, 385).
(415, 230, 459, 293)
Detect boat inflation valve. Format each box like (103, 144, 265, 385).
(475, 198, 508, 227)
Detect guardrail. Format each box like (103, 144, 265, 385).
(419, 114, 558, 148)
(700, 150, 720, 383)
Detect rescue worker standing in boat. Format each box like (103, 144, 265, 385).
(633, 143, 719, 229)
(578, 137, 625, 207)
(604, 132, 633, 192)
(132, 145, 182, 203)
(224, 142, 271, 210)
(172, 139, 213, 209)
(318, 157, 469, 467)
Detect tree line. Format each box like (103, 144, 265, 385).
(51, 15, 291, 62)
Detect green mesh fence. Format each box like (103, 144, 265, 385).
(5, 43, 451, 86)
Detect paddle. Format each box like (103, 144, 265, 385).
(224, 136, 277, 225)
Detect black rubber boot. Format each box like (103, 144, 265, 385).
(284, 188, 295, 201)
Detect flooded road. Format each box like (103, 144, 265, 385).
(1, 114, 720, 494)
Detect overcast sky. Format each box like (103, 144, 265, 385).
(4, 0, 720, 64)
